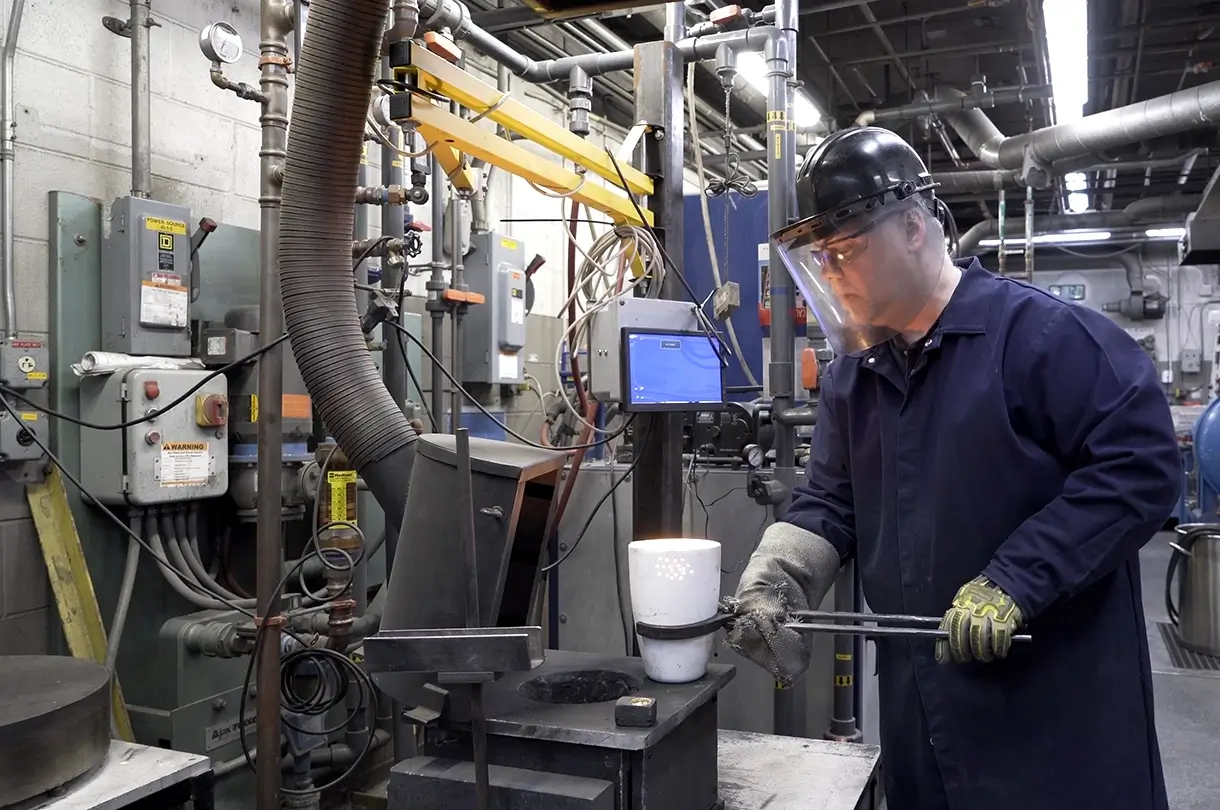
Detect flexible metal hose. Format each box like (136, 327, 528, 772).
(279, 0, 418, 529)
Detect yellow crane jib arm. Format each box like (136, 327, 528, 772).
(397, 43, 654, 199)
(392, 93, 652, 227)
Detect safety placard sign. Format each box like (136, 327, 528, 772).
(161, 441, 210, 486)
(140, 272, 188, 328)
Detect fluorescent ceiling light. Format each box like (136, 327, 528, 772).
(979, 230, 1112, 247)
(1145, 227, 1186, 239)
(736, 51, 821, 128)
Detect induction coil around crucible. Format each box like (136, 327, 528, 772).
(519, 669, 642, 705)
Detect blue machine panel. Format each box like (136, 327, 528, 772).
(682, 191, 807, 396)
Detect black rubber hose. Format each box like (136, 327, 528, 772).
(278, 0, 417, 530)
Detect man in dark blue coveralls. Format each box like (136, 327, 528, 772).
(725, 127, 1181, 810)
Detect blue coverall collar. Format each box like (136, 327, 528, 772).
(936, 257, 991, 336)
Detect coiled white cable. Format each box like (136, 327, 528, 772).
(553, 223, 666, 434)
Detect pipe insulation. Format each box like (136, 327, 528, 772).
(956, 194, 1201, 256)
(941, 81, 1220, 170)
(279, 0, 418, 530)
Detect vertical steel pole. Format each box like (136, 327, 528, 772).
(0, 0, 26, 338)
(631, 6, 686, 544)
(997, 189, 1007, 275)
(1024, 184, 1035, 280)
(768, 0, 807, 740)
(427, 159, 447, 430)
(825, 559, 862, 742)
(129, 0, 152, 198)
(255, 2, 290, 808)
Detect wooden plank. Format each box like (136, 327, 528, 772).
(29, 467, 134, 742)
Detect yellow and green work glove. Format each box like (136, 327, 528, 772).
(935, 576, 1024, 664)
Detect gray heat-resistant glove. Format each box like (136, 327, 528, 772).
(723, 521, 841, 687)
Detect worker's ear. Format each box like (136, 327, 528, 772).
(902, 207, 927, 254)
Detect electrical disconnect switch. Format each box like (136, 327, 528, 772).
(0, 408, 46, 479)
(0, 339, 51, 389)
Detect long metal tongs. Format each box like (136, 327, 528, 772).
(635, 608, 1032, 643)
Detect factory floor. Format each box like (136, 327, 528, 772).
(1140, 533, 1220, 810)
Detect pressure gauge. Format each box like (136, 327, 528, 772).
(199, 22, 244, 65)
(743, 444, 764, 470)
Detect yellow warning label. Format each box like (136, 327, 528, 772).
(766, 110, 787, 122)
(159, 233, 174, 251)
(328, 470, 358, 524)
(500, 237, 519, 250)
(250, 394, 258, 424)
(361, 143, 369, 165)
(835, 674, 854, 687)
(20, 411, 38, 421)
(144, 217, 188, 235)
(835, 653, 852, 661)
(164, 441, 207, 451)
(26, 372, 47, 381)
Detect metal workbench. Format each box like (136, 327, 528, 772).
(719, 730, 881, 810)
(12, 740, 213, 810)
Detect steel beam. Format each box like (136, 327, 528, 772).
(630, 30, 685, 547)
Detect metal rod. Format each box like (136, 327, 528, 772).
(255, 2, 290, 809)
(768, 0, 803, 741)
(0, 0, 25, 338)
(786, 621, 1033, 642)
(836, 39, 1026, 67)
(455, 428, 490, 810)
(130, 0, 152, 198)
(790, 610, 938, 626)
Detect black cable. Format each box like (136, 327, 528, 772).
(387, 319, 634, 451)
(609, 461, 632, 656)
(604, 148, 731, 370)
(1, 333, 290, 431)
(541, 423, 652, 573)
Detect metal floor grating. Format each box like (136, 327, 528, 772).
(1156, 622, 1220, 672)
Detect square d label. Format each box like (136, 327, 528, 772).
(158, 233, 174, 250)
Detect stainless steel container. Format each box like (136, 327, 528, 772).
(1170, 524, 1220, 657)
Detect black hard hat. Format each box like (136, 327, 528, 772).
(793, 127, 937, 241)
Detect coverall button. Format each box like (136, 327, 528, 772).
(867, 356, 876, 364)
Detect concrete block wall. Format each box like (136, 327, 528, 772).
(0, 0, 686, 652)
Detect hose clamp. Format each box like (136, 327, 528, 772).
(254, 614, 287, 628)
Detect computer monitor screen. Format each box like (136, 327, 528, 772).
(621, 328, 726, 412)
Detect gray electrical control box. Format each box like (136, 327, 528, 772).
(588, 297, 700, 403)
(101, 196, 194, 357)
(461, 231, 528, 385)
(80, 367, 229, 505)
(0, 338, 50, 389)
(1181, 348, 1203, 374)
(0, 407, 45, 462)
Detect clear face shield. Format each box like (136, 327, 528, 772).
(770, 205, 911, 357)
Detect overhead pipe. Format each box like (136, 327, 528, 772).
(0, 0, 24, 338)
(956, 194, 1201, 256)
(130, 0, 152, 198)
(417, 0, 786, 84)
(934, 152, 1203, 195)
(854, 85, 1052, 127)
(942, 81, 1220, 174)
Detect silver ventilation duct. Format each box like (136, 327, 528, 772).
(941, 82, 1220, 183)
(956, 194, 1201, 256)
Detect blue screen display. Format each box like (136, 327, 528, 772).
(625, 331, 724, 408)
